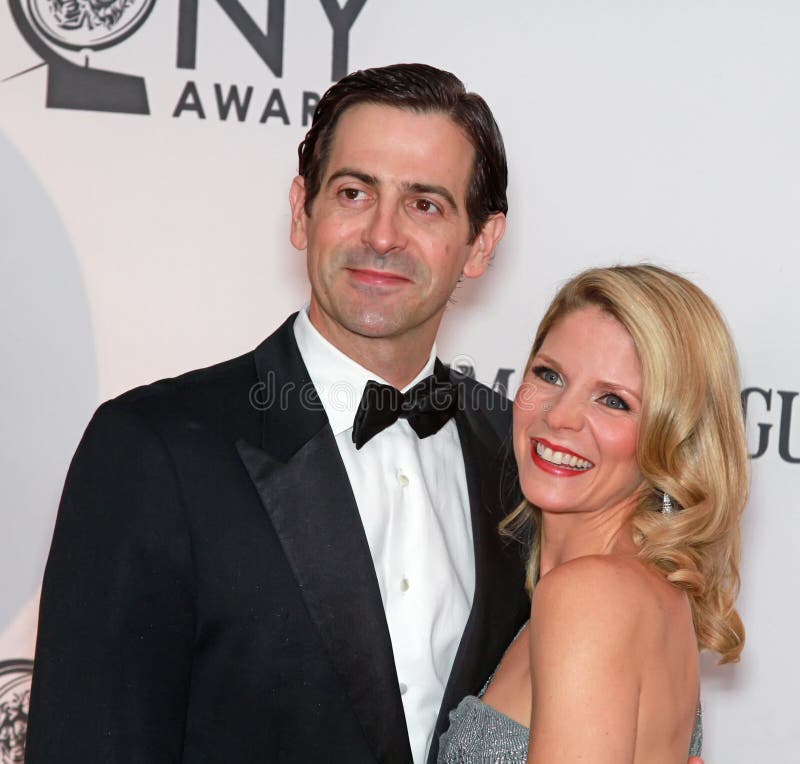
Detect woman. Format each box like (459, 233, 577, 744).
(439, 265, 747, 762)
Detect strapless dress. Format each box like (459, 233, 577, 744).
(438, 621, 702, 764)
(438, 694, 702, 762)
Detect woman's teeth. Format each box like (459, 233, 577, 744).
(536, 441, 593, 470)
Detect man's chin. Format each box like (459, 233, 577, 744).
(310, 294, 438, 344)
(339, 313, 411, 339)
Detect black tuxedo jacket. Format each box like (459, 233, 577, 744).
(26, 315, 529, 764)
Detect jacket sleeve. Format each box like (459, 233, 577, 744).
(25, 399, 196, 763)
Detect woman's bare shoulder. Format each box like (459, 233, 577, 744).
(534, 555, 657, 613)
(531, 555, 675, 655)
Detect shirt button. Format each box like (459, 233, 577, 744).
(397, 471, 409, 487)
(399, 683, 408, 695)
(400, 577, 410, 592)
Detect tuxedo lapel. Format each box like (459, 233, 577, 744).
(427, 391, 529, 763)
(238, 316, 412, 763)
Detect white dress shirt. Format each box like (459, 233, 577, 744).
(293, 308, 475, 763)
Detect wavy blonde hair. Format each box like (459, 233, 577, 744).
(502, 265, 747, 663)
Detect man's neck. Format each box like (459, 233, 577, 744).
(307, 308, 437, 390)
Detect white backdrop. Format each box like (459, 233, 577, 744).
(1, 1, 798, 760)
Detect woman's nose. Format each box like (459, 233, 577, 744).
(543, 389, 585, 432)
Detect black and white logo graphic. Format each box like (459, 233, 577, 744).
(9, 0, 155, 113)
(7, 1, 368, 119)
(0, 660, 32, 764)
(25, 0, 156, 51)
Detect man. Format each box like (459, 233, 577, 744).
(26, 64, 707, 764)
(25, 64, 529, 764)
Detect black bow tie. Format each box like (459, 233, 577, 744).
(352, 361, 458, 450)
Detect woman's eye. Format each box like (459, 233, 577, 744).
(533, 365, 562, 387)
(600, 393, 630, 411)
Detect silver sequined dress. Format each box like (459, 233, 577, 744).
(438, 696, 702, 762)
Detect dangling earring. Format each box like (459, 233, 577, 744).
(662, 492, 673, 515)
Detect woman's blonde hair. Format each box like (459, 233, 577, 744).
(502, 265, 747, 663)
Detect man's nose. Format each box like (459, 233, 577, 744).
(362, 200, 406, 254)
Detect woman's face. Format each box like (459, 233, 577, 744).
(513, 306, 645, 516)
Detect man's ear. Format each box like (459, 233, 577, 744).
(289, 176, 309, 250)
(462, 212, 507, 279)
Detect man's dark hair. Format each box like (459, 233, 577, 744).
(297, 63, 508, 242)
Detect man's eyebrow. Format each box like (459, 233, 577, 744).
(403, 182, 458, 213)
(326, 168, 378, 187)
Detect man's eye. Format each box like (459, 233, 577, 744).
(340, 188, 366, 201)
(532, 365, 563, 387)
(413, 198, 441, 214)
(600, 393, 630, 411)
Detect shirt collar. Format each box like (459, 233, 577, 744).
(293, 307, 438, 437)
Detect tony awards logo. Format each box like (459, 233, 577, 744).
(25, 0, 156, 51)
(8, 1, 368, 120)
(9, 0, 156, 114)
(0, 661, 32, 764)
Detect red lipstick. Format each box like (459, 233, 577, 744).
(530, 437, 594, 478)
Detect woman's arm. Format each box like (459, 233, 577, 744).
(527, 555, 645, 763)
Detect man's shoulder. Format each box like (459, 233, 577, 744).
(80, 349, 258, 453)
(449, 366, 513, 434)
(115, 348, 256, 414)
(108, 314, 298, 430)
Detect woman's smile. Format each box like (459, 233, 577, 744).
(530, 437, 595, 476)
